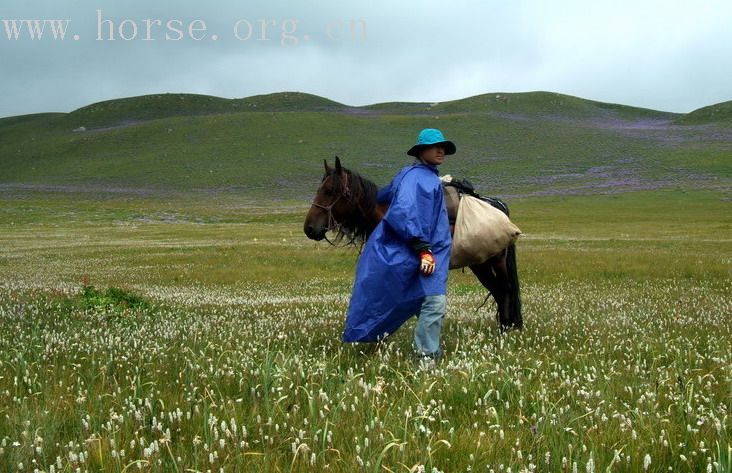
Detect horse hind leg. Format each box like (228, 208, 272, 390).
(496, 244, 522, 330)
(469, 257, 507, 330)
(469, 246, 522, 332)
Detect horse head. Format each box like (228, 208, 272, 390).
(304, 156, 357, 241)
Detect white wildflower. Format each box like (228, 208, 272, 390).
(643, 454, 651, 471)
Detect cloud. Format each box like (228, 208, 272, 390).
(1, 0, 731, 117)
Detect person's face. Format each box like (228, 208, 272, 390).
(419, 145, 446, 166)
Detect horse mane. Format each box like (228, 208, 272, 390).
(330, 166, 379, 245)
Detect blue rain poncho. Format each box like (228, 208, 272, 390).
(342, 163, 452, 342)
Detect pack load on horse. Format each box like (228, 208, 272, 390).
(304, 156, 522, 338)
(441, 175, 522, 268)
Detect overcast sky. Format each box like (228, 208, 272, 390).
(1, 0, 731, 118)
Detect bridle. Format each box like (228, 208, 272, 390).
(310, 172, 352, 242)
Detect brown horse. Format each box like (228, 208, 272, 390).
(304, 157, 522, 331)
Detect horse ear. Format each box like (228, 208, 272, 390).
(335, 156, 342, 174)
(324, 159, 332, 173)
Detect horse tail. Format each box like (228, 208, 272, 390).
(505, 242, 522, 329)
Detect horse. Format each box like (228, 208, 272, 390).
(303, 157, 522, 332)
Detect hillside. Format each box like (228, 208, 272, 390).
(428, 91, 680, 120)
(675, 101, 732, 125)
(0, 92, 730, 200)
(65, 92, 348, 129)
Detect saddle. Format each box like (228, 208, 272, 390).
(441, 176, 510, 224)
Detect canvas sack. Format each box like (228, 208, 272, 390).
(450, 195, 521, 268)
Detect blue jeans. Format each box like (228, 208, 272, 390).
(414, 294, 446, 359)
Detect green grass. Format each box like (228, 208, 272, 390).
(0, 190, 730, 472)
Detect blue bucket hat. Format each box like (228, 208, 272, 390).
(407, 128, 456, 157)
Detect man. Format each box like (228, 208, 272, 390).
(342, 128, 454, 361)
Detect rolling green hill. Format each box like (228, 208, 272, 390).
(429, 91, 680, 120)
(64, 92, 348, 129)
(0, 91, 730, 200)
(674, 100, 732, 125)
(362, 91, 678, 119)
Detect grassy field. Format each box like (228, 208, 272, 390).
(0, 189, 730, 472)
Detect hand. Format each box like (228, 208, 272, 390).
(419, 251, 436, 276)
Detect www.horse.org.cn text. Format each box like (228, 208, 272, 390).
(0, 10, 368, 46)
